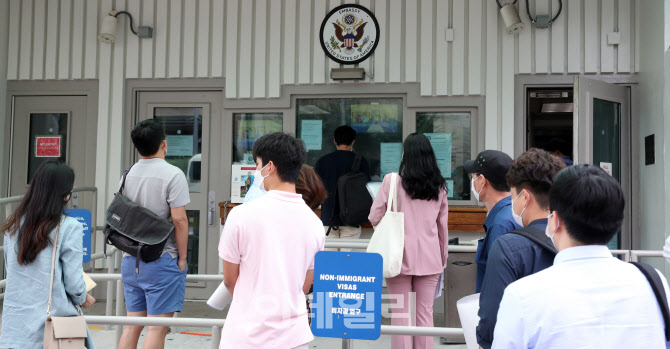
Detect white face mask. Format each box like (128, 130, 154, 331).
(258, 163, 272, 191)
(471, 175, 484, 201)
(252, 170, 266, 192)
(545, 212, 558, 245)
(511, 191, 528, 227)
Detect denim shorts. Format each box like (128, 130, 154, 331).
(121, 253, 187, 315)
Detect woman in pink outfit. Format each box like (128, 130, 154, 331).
(369, 133, 449, 349)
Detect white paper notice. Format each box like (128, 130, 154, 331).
(166, 135, 194, 156)
(425, 133, 452, 178)
(380, 143, 402, 177)
(446, 180, 455, 198)
(600, 162, 613, 176)
(301, 120, 323, 151)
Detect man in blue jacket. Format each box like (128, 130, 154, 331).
(465, 150, 519, 292)
(476, 149, 566, 349)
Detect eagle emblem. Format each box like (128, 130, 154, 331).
(332, 13, 368, 51)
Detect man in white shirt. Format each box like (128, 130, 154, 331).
(493, 164, 670, 349)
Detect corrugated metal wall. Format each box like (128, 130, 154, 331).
(6, 0, 639, 92)
(4, 0, 639, 206)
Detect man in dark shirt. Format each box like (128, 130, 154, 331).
(315, 126, 369, 249)
(465, 150, 520, 292)
(476, 148, 567, 349)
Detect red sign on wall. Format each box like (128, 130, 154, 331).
(35, 136, 61, 157)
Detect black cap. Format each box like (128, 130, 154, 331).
(464, 150, 514, 188)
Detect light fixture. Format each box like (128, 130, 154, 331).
(98, 11, 153, 44)
(497, 1, 524, 35)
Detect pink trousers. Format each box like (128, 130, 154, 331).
(385, 273, 441, 349)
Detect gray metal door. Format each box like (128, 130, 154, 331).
(574, 77, 632, 250)
(137, 91, 223, 299)
(9, 95, 96, 196)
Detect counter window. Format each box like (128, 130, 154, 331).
(416, 112, 472, 201)
(297, 98, 404, 181)
(232, 113, 283, 164)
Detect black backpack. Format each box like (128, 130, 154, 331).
(507, 226, 558, 255)
(103, 165, 175, 273)
(328, 155, 372, 234)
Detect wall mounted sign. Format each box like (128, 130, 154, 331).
(35, 136, 62, 157)
(320, 4, 380, 65)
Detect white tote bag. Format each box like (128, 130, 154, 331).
(367, 172, 405, 278)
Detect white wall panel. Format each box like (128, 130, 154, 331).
(238, 0, 253, 97)
(71, 0, 85, 79)
(297, 0, 312, 84)
(435, 0, 448, 95)
(225, 0, 239, 98)
(182, 1, 197, 78)
(197, 0, 211, 78)
(601, 0, 615, 73)
(211, 0, 225, 77)
(357, 0, 372, 81)
(154, 0, 169, 78)
(405, 0, 418, 82)
(84, 0, 98, 79)
(484, 0, 499, 150)
(388, 0, 402, 82)
(254, 0, 267, 97)
(535, 0, 549, 74)
(452, 0, 465, 95)
(468, 0, 482, 95)
(6, 0, 19, 80)
(19, 0, 32, 80)
(125, 0, 141, 79)
(518, 0, 532, 74)
(58, 0, 72, 79)
(33, 0, 46, 80)
(312, 0, 327, 84)
(550, 0, 565, 73)
(373, 0, 387, 84)
(419, 0, 432, 96)
(567, 0, 581, 73)
(168, 0, 183, 78)
(584, 0, 598, 73)
(268, 0, 281, 97)
(141, 0, 155, 78)
(618, 0, 631, 73)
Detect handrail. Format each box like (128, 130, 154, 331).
(84, 315, 465, 349)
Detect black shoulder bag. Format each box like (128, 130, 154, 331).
(103, 165, 175, 273)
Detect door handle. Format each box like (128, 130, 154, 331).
(452, 261, 473, 267)
(208, 191, 216, 226)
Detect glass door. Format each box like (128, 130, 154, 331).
(573, 77, 631, 250)
(137, 91, 223, 299)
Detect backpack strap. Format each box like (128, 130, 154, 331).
(630, 262, 670, 341)
(507, 226, 558, 255)
(351, 154, 362, 173)
(119, 164, 135, 194)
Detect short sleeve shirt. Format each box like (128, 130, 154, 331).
(120, 158, 190, 258)
(218, 190, 326, 349)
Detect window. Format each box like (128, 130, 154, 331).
(297, 98, 404, 180)
(232, 113, 283, 164)
(416, 112, 472, 201)
(153, 107, 203, 192)
(28, 113, 68, 183)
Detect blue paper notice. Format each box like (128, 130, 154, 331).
(425, 133, 452, 178)
(63, 208, 91, 263)
(301, 120, 323, 151)
(311, 251, 383, 340)
(380, 143, 402, 177)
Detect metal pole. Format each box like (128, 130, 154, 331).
(115, 251, 124, 348)
(91, 189, 98, 272)
(342, 338, 353, 349)
(211, 326, 221, 349)
(105, 247, 115, 323)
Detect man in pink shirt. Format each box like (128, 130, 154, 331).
(219, 132, 326, 349)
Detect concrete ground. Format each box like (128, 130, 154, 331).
(86, 301, 469, 349)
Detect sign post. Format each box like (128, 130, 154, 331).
(311, 251, 383, 341)
(64, 208, 92, 263)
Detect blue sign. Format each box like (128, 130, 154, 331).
(63, 208, 91, 263)
(311, 251, 383, 340)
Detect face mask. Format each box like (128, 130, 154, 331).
(252, 170, 266, 192)
(545, 212, 558, 245)
(511, 191, 528, 227)
(258, 163, 272, 191)
(471, 175, 484, 201)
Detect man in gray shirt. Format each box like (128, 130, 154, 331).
(119, 119, 190, 349)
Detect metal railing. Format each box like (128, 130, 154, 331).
(84, 315, 465, 349)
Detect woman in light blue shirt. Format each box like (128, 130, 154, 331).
(0, 160, 96, 349)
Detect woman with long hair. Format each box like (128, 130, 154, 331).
(369, 133, 449, 349)
(296, 164, 328, 211)
(0, 160, 95, 349)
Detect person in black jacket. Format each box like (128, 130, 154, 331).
(476, 148, 566, 349)
(314, 126, 369, 250)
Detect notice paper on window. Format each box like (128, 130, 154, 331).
(446, 180, 455, 198)
(166, 135, 194, 156)
(380, 142, 402, 177)
(425, 133, 452, 178)
(301, 120, 323, 151)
